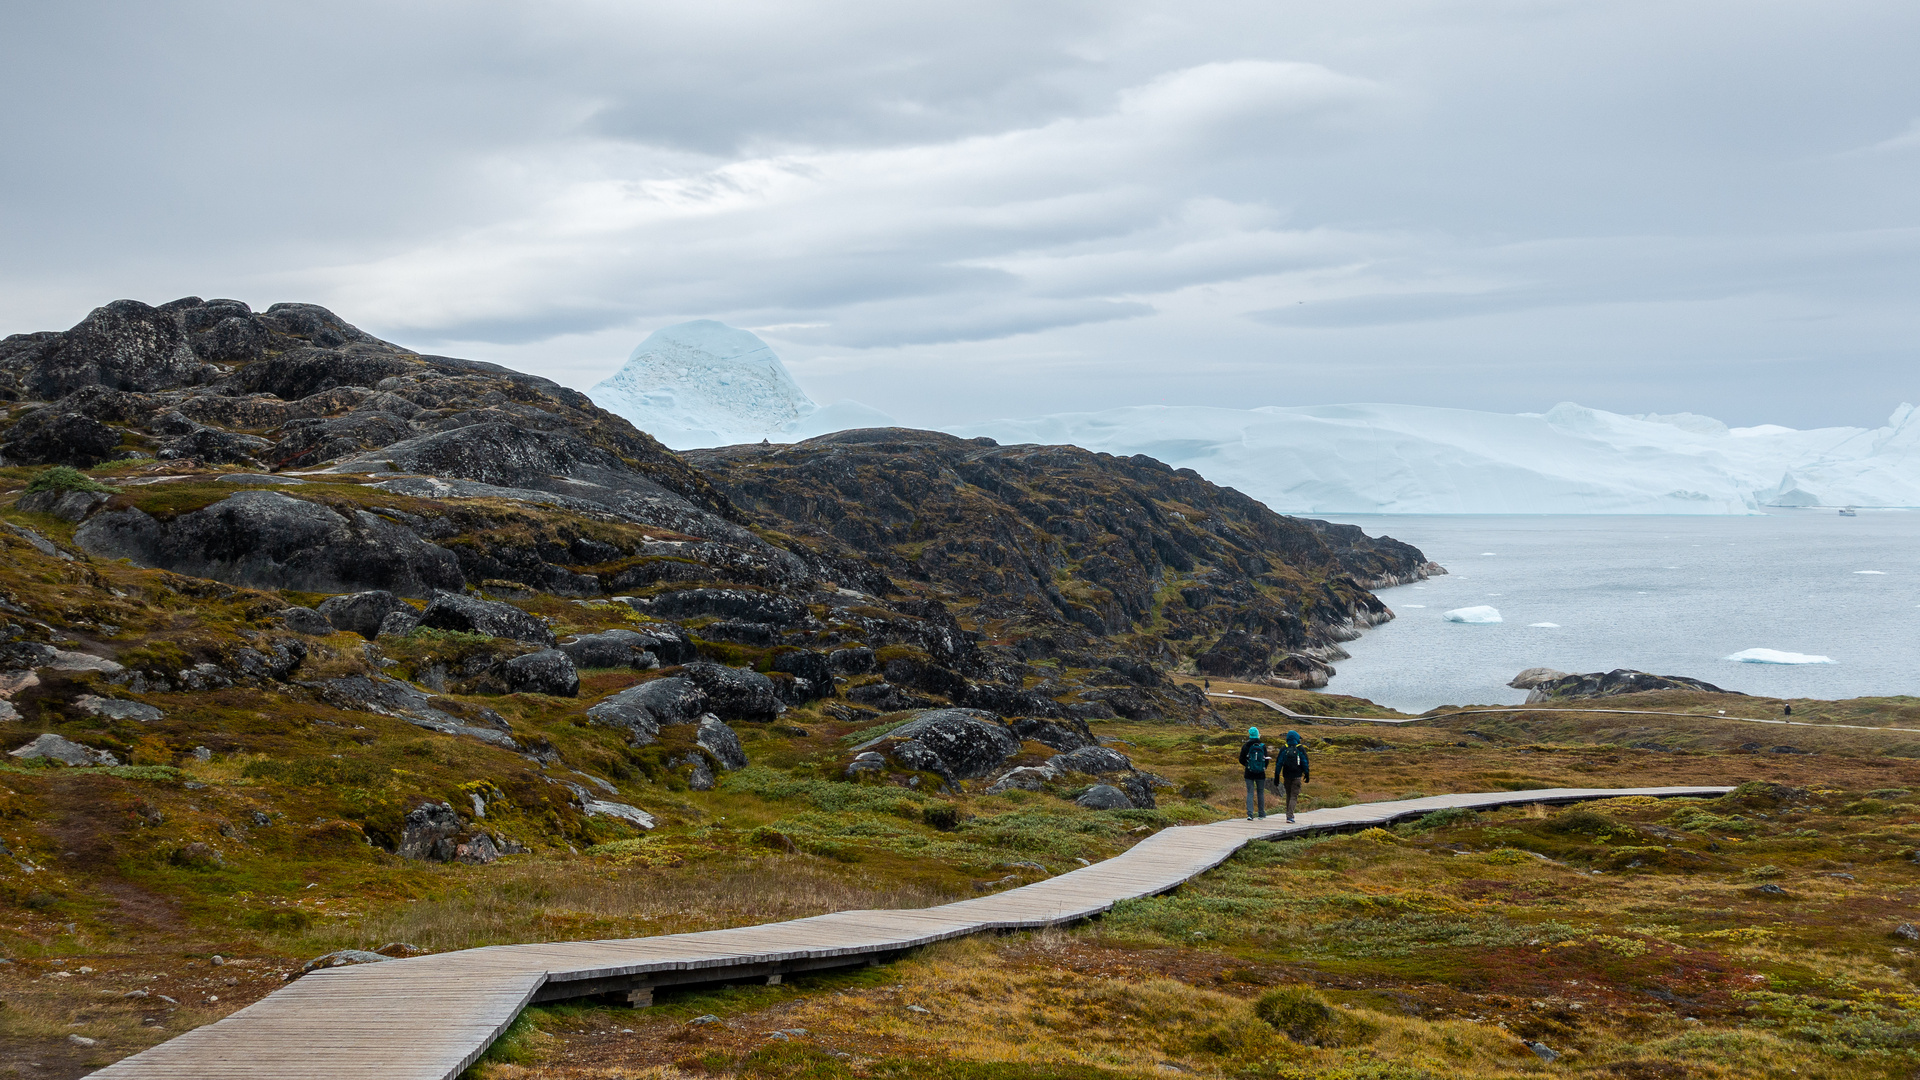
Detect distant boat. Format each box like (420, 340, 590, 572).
(1839, 506, 1858, 516)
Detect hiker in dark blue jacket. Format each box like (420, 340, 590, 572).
(1238, 726, 1269, 820)
(1275, 730, 1310, 823)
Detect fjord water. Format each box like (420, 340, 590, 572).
(1317, 512, 1920, 714)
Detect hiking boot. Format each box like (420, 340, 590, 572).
(1286, 815, 1295, 823)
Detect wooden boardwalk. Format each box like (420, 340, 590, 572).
(94, 785, 1729, 1079)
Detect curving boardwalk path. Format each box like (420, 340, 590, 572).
(95, 785, 1729, 1079)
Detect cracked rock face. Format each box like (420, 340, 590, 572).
(585, 677, 706, 745)
(416, 591, 556, 646)
(499, 649, 579, 697)
(695, 715, 749, 771)
(854, 709, 1021, 781)
(679, 662, 783, 722)
(74, 491, 464, 597)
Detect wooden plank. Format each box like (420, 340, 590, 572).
(91, 785, 1730, 1080)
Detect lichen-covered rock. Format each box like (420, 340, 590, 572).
(74, 491, 464, 597)
(671, 752, 718, 791)
(500, 649, 578, 697)
(695, 715, 748, 770)
(632, 588, 809, 628)
(278, 607, 334, 636)
(9, 733, 119, 766)
(1009, 716, 1097, 752)
(984, 765, 1059, 795)
(1526, 669, 1736, 702)
(680, 662, 783, 721)
(1074, 784, 1133, 810)
(395, 801, 464, 861)
(157, 426, 273, 465)
(416, 591, 554, 646)
(0, 411, 124, 467)
(1047, 745, 1133, 775)
(559, 629, 658, 669)
(15, 299, 218, 399)
(584, 677, 706, 745)
(853, 709, 1020, 781)
(828, 647, 875, 675)
(15, 487, 113, 522)
(73, 694, 164, 722)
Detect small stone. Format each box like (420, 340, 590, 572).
(210, 955, 225, 966)
(123, 989, 148, 999)
(156, 994, 178, 1004)
(1895, 923, 1919, 941)
(687, 1014, 722, 1026)
(782, 1028, 809, 1036)
(765, 1031, 789, 1041)
(193, 746, 213, 762)
(1524, 1040, 1559, 1062)
(906, 1004, 930, 1014)
(1752, 883, 1788, 896)
(68, 1034, 96, 1047)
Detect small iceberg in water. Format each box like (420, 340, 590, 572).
(1725, 648, 1835, 665)
(1528, 622, 1560, 628)
(1854, 570, 1887, 575)
(1444, 606, 1503, 624)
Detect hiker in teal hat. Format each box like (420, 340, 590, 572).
(1275, 730, 1311, 823)
(1237, 726, 1269, 820)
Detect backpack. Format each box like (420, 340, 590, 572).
(1243, 740, 1268, 772)
(1278, 746, 1307, 774)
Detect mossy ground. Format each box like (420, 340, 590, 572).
(8, 471, 1920, 1078)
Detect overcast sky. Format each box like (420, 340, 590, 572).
(3, 1, 1917, 429)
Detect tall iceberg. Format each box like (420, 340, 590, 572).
(588, 321, 895, 449)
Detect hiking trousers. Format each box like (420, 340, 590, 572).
(1244, 777, 1265, 818)
(1283, 776, 1303, 819)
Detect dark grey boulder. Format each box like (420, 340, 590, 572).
(770, 650, 831, 701)
(15, 488, 113, 523)
(1, 412, 124, 467)
(74, 491, 464, 597)
(294, 949, 389, 979)
(73, 694, 164, 722)
(416, 591, 554, 646)
(828, 647, 875, 675)
(847, 682, 931, 711)
(191, 313, 269, 365)
(853, 709, 1020, 780)
(633, 588, 809, 628)
(1075, 785, 1133, 811)
(396, 801, 464, 861)
(379, 609, 422, 636)
(318, 590, 411, 639)
(21, 299, 217, 399)
(696, 715, 748, 770)
(307, 675, 518, 749)
(886, 738, 952, 782)
(584, 676, 706, 745)
(672, 752, 718, 791)
(157, 426, 272, 465)
(278, 607, 334, 636)
(10, 733, 119, 766)
(1048, 746, 1133, 775)
(559, 629, 657, 669)
(500, 649, 578, 697)
(984, 765, 1058, 795)
(273, 411, 417, 470)
(231, 345, 415, 401)
(1114, 773, 1158, 810)
(698, 619, 777, 645)
(680, 662, 783, 721)
(1009, 716, 1097, 752)
(232, 640, 307, 681)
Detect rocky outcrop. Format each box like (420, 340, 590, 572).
(695, 715, 748, 771)
(394, 800, 518, 864)
(318, 590, 413, 639)
(559, 629, 665, 670)
(1075, 784, 1133, 810)
(679, 662, 783, 721)
(500, 650, 579, 697)
(10, 733, 120, 766)
(74, 491, 464, 597)
(416, 592, 554, 646)
(1508, 667, 1572, 690)
(853, 709, 1021, 781)
(1523, 669, 1740, 703)
(1047, 745, 1133, 775)
(585, 677, 707, 744)
(308, 675, 519, 749)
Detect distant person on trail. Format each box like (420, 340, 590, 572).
(1275, 730, 1311, 823)
(1238, 727, 1269, 820)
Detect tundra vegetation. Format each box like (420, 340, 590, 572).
(0, 300, 1917, 1080)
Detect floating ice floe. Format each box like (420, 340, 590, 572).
(1725, 649, 1835, 665)
(1528, 622, 1561, 628)
(1854, 570, 1887, 575)
(1443, 606, 1503, 624)
(1400, 604, 1426, 609)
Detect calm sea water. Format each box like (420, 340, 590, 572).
(1313, 512, 1920, 713)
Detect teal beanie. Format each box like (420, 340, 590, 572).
(1248, 726, 1260, 738)
(1286, 730, 1301, 745)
